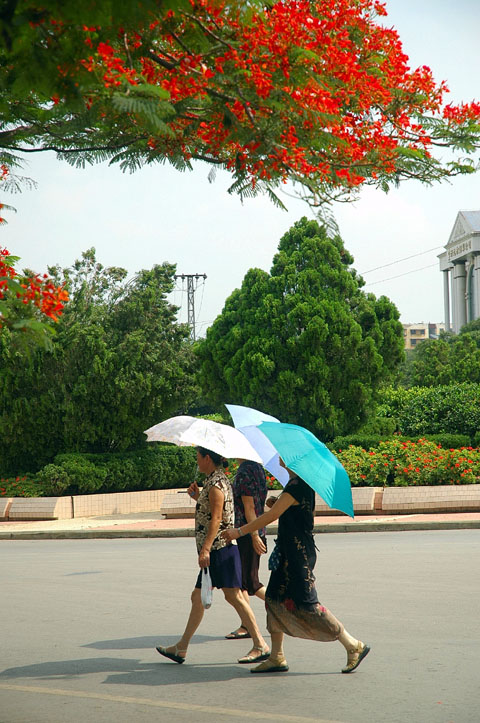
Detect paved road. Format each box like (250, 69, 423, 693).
(1, 530, 479, 723)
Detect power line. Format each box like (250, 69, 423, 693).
(361, 246, 443, 275)
(363, 263, 437, 287)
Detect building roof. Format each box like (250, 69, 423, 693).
(461, 210, 480, 232)
(447, 210, 480, 246)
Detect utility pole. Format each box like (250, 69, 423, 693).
(174, 273, 207, 341)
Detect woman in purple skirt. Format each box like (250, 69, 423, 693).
(156, 446, 269, 665)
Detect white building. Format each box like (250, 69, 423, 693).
(438, 210, 480, 333)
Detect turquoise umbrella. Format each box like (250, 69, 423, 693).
(258, 421, 354, 518)
(225, 404, 290, 486)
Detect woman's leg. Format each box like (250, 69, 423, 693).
(254, 585, 266, 601)
(222, 587, 269, 658)
(269, 631, 285, 659)
(338, 628, 358, 650)
(250, 630, 288, 673)
(162, 588, 204, 659)
(228, 584, 266, 636)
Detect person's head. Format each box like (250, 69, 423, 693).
(279, 457, 295, 478)
(196, 446, 227, 474)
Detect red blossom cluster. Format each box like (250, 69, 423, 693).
(0, 476, 37, 498)
(0, 247, 69, 325)
(65, 0, 479, 192)
(338, 438, 480, 487)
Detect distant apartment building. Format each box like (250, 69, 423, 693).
(403, 322, 445, 350)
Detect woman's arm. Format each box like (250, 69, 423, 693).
(242, 495, 266, 555)
(222, 492, 297, 543)
(198, 485, 224, 568)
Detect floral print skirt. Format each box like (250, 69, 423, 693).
(266, 596, 344, 642)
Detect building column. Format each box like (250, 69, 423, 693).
(474, 254, 480, 321)
(466, 261, 474, 324)
(443, 269, 451, 332)
(452, 261, 467, 333)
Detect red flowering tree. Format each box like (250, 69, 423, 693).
(0, 247, 68, 346)
(1, 0, 480, 209)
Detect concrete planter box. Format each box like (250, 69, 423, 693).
(8, 496, 73, 521)
(0, 497, 13, 521)
(382, 485, 480, 514)
(73, 489, 168, 518)
(2, 484, 480, 521)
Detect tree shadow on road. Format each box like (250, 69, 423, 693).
(0, 654, 333, 687)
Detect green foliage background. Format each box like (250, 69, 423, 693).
(0, 249, 198, 473)
(196, 217, 405, 441)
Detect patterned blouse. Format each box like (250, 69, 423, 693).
(195, 468, 234, 553)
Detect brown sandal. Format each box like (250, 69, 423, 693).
(156, 644, 187, 664)
(238, 646, 270, 664)
(342, 641, 370, 673)
(251, 656, 289, 673)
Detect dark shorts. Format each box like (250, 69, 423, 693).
(237, 534, 267, 595)
(195, 543, 242, 590)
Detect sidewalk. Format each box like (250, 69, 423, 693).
(1, 509, 480, 539)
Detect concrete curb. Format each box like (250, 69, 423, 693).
(1, 519, 480, 540)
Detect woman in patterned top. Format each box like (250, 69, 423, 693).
(225, 459, 268, 641)
(156, 446, 269, 665)
(222, 458, 370, 675)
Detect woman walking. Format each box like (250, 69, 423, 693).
(156, 446, 269, 665)
(225, 459, 268, 641)
(222, 460, 370, 674)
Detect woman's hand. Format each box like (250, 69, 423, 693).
(252, 534, 267, 555)
(266, 496, 278, 509)
(198, 546, 210, 568)
(221, 527, 238, 544)
(188, 481, 200, 501)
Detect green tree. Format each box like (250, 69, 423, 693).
(0, 249, 198, 473)
(196, 217, 404, 440)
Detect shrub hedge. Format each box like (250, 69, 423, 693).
(379, 383, 480, 438)
(25, 445, 198, 497)
(2, 438, 480, 499)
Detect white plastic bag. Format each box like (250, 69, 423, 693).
(201, 567, 213, 609)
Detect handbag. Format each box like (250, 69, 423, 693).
(268, 540, 282, 572)
(201, 567, 213, 609)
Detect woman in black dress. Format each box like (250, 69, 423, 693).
(222, 461, 370, 674)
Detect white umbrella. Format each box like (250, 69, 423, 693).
(225, 404, 290, 485)
(144, 416, 262, 463)
(144, 415, 198, 445)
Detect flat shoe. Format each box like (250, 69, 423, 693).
(225, 629, 251, 639)
(342, 641, 370, 673)
(156, 645, 186, 664)
(238, 646, 270, 664)
(251, 657, 289, 673)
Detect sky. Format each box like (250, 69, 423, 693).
(2, 0, 480, 336)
